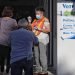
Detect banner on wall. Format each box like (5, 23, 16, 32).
(57, 3, 75, 40)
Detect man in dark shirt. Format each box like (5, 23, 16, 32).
(9, 18, 38, 75)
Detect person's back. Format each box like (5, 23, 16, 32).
(0, 6, 17, 46)
(10, 18, 38, 75)
(10, 28, 38, 64)
(0, 6, 17, 74)
(0, 17, 17, 46)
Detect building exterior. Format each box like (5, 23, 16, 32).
(0, 0, 57, 74)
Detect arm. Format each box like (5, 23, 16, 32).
(37, 19, 51, 33)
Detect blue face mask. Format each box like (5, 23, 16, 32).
(36, 15, 41, 19)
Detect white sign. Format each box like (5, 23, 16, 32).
(57, 3, 75, 40)
(57, 3, 75, 16)
(60, 16, 75, 39)
(57, 2, 75, 75)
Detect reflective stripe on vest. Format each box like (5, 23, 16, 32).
(32, 17, 45, 36)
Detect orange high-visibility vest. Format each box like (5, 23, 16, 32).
(32, 17, 45, 36)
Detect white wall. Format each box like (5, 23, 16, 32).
(57, 15, 75, 75)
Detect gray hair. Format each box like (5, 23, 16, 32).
(18, 18, 28, 27)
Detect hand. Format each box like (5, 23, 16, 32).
(38, 28, 42, 31)
(27, 16, 32, 23)
(34, 27, 38, 30)
(34, 27, 42, 31)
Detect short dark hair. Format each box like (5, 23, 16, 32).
(35, 7, 45, 12)
(2, 6, 14, 17)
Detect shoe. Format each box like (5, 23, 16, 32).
(38, 71, 48, 75)
(33, 72, 39, 75)
(47, 71, 54, 75)
(34, 66, 42, 73)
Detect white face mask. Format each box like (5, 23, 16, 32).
(36, 15, 41, 19)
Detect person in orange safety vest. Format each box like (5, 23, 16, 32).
(32, 7, 51, 74)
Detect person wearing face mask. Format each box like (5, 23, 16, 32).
(32, 7, 51, 74)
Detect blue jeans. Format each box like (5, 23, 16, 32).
(11, 58, 33, 75)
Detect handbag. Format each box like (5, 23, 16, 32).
(37, 32, 49, 45)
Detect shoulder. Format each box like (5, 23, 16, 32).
(28, 30, 34, 34)
(44, 17, 49, 22)
(10, 18, 17, 26)
(12, 18, 17, 22)
(32, 19, 37, 23)
(43, 17, 50, 27)
(44, 17, 50, 25)
(27, 30, 35, 36)
(10, 18, 17, 23)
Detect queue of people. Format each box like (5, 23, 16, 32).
(0, 6, 51, 75)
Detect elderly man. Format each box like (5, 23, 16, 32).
(9, 18, 38, 75)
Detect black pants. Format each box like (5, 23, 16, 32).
(11, 58, 33, 75)
(0, 44, 10, 73)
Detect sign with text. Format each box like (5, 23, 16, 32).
(57, 3, 75, 39)
(57, 2, 75, 75)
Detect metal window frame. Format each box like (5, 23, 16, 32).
(48, 0, 57, 72)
